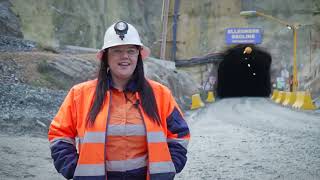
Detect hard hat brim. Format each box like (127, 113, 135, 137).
(96, 45, 150, 61)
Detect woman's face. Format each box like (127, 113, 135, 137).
(107, 45, 139, 82)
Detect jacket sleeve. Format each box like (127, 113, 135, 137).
(165, 92, 190, 173)
(48, 88, 79, 179)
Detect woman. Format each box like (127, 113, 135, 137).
(48, 21, 190, 180)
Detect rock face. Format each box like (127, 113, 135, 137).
(7, 0, 319, 60)
(0, 82, 66, 136)
(0, 0, 23, 38)
(0, 51, 200, 108)
(301, 50, 320, 103)
(2, 0, 319, 98)
(8, 0, 163, 53)
(145, 57, 200, 109)
(0, 35, 36, 52)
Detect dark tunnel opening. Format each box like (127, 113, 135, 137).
(217, 45, 272, 98)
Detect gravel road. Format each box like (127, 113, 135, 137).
(176, 97, 320, 180)
(0, 97, 319, 180)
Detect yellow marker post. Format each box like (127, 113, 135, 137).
(292, 91, 316, 110)
(271, 89, 279, 101)
(282, 91, 297, 106)
(190, 94, 205, 110)
(275, 91, 285, 104)
(206, 91, 215, 103)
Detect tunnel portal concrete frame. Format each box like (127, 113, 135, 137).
(217, 45, 272, 98)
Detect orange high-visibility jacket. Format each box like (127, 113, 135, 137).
(48, 79, 190, 180)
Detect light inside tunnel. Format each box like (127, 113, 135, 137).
(217, 45, 272, 98)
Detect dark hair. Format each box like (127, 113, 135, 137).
(87, 50, 160, 126)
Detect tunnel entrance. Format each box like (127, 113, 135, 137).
(217, 45, 272, 98)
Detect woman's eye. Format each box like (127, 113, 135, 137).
(127, 49, 137, 54)
(113, 49, 122, 54)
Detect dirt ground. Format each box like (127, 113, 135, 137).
(1, 98, 319, 180)
(176, 98, 320, 180)
(0, 134, 64, 180)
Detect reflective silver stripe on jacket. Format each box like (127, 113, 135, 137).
(49, 137, 76, 148)
(147, 131, 166, 143)
(79, 132, 105, 144)
(106, 154, 147, 171)
(76, 129, 175, 175)
(79, 125, 146, 144)
(74, 164, 105, 176)
(167, 138, 189, 149)
(107, 124, 146, 136)
(149, 161, 176, 174)
(147, 131, 176, 173)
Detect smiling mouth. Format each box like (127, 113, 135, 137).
(118, 62, 130, 66)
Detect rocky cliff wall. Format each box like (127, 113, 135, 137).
(9, 0, 162, 53)
(0, 0, 22, 38)
(5, 0, 320, 61)
(2, 0, 319, 97)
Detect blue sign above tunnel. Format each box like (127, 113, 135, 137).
(225, 28, 263, 44)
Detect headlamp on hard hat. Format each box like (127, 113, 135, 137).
(114, 21, 128, 40)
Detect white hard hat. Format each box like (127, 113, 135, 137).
(97, 21, 150, 60)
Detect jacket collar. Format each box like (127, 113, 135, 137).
(107, 75, 138, 92)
